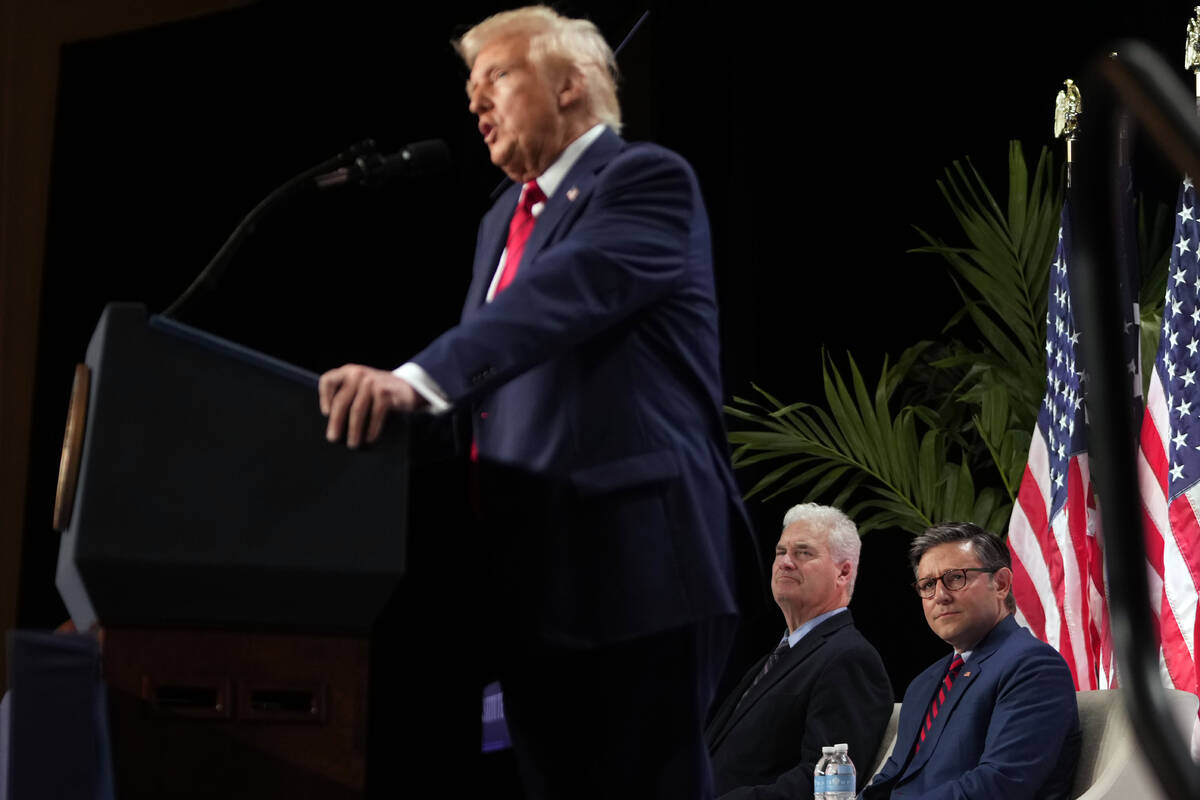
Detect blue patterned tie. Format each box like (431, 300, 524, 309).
(737, 639, 790, 708)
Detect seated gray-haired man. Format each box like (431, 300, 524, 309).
(706, 503, 893, 798)
(861, 521, 1081, 799)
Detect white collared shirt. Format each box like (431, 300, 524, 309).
(395, 122, 608, 411)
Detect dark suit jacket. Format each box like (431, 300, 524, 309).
(705, 610, 893, 799)
(411, 128, 754, 647)
(862, 615, 1081, 800)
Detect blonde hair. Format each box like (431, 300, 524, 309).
(455, 5, 622, 133)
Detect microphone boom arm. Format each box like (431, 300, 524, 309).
(160, 139, 376, 321)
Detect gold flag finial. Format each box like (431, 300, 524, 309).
(1187, 7, 1200, 72)
(1054, 79, 1082, 141)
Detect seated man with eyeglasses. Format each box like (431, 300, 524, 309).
(860, 522, 1081, 800)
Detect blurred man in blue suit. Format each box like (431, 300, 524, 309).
(319, 6, 752, 798)
(861, 522, 1080, 800)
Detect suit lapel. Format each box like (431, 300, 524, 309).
(891, 655, 953, 776)
(738, 631, 817, 707)
(705, 651, 770, 748)
(903, 655, 981, 775)
(461, 130, 624, 317)
(462, 185, 520, 317)
(899, 617, 1017, 778)
(515, 128, 624, 276)
(719, 641, 805, 731)
(718, 613, 854, 740)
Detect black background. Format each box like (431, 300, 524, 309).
(17, 0, 1191, 780)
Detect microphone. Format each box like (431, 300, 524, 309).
(314, 139, 452, 188)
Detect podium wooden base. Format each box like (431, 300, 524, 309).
(103, 627, 368, 799)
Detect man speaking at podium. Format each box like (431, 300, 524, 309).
(318, 6, 749, 798)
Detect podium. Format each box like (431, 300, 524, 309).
(53, 303, 414, 798)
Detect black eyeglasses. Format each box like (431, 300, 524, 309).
(912, 567, 998, 598)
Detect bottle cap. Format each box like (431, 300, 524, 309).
(834, 743, 848, 751)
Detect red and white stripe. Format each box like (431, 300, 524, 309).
(1139, 377, 1200, 722)
(1010, 440, 1111, 689)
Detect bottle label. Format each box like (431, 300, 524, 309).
(828, 769, 854, 793)
(814, 773, 826, 794)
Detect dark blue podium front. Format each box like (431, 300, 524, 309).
(56, 302, 408, 634)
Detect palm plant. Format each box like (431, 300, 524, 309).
(908, 142, 1063, 499)
(730, 141, 1174, 537)
(727, 142, 1063, 535)
(726, 350, 1011, 535)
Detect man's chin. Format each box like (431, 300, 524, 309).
(488, 149, 534, 183)
(931, 620, 959, 643)
(487, 146, 517, 175)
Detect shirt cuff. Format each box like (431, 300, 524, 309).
(394, 362, 452, 414)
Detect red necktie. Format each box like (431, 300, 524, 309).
(915, 655, 964, 753)
(494, 180, 546, 295)
(469, 181, 547, 467)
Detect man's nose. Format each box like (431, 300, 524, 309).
(932, 579, 954, 602)
(469, 88, 489, 115)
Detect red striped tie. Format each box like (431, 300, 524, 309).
(916, 655, 964, 753)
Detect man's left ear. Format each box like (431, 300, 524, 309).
(993, 566, 1013, 595)
(557, 69, 585, 109)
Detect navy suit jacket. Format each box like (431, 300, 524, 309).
(705, 610, 893, 799)
(861, 615, 1080, 800)
(411, 128, 753, 647)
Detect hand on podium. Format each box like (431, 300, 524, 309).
(318, 364, 424, 448)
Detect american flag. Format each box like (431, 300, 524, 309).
(1008, 200, 1122, 691)
(1137, 175, 1200, 753)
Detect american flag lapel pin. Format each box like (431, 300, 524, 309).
(962, 671, 971, 677)
(566, 186, 579, 202)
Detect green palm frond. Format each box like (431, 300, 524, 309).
(907, 143, 1064, 500)
(726, 353, 1011, 535)
(1138, 195, 1172, 395)
(909, 142, 1063, 413)
(1139, 194, 1172, 312)
(726, 141, 1172, 540)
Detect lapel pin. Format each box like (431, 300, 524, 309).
(962, 671, 972, 677)
(566, 186, 579, 202)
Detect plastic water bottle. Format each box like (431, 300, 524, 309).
(827, 742, 856, 800)
(814, 745, 834, 799)
(820, 747, 840, 800)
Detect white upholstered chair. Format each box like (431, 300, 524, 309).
(1071, 687, 1197, 800)
(869, 702, 901, 778)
